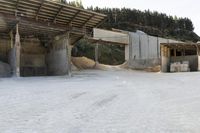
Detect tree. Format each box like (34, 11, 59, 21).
(88, 7, 199, 42)
(67, 0, 84, 8)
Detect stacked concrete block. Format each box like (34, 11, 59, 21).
(182, 61, 190, 72)
(170, 62, 181, 72)
(170, 61, 190, 72)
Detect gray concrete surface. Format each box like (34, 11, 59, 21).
(0, 61, 11, 77)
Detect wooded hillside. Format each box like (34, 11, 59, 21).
(89, 7, 199, 42)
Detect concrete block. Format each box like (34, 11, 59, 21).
(170, 62, 190, 72)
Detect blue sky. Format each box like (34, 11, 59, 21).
(70, 0, 200, 36)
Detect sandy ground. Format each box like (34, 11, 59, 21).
(0, 70, 200, 133)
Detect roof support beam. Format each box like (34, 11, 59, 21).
(71, 35, 84, 45)
(16, 0, 19, 10)
(0, 13, 90, 37)
(15, 0, 20, 16)
(82, 14, 95, 27)
(0, 13, 67, 31)
(35, 0, 45, 20)
(16, 0, 20, 10)
(95, 17, 107, 28)
(67, 10, 81, 26)
(53, 6, 64, 23)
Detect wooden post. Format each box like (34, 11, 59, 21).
(95, 43, 99, 63)
(174, 48, 176, 57)
(14, 24, 21, 77)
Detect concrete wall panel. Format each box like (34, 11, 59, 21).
(140, 34, 149, 59)
(21, 54, 45, 67)
(93, 28, 129, 44)
(47, 36, 69, 76)
(0, 61, 11, 77)
(148, 36, 158, 58)
(0, 38, 11, 63)
(19, 38, 47, 76)
(128, 32, 180, 69)
(130, 33, 140, 59)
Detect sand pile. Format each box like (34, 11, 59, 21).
(71, 56, 125, 70)
(71, 57, 96, 70)
(144, 65, 161, 72)
(0, 61, 11, 77)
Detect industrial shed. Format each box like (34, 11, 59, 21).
(0, 0, 106, 77)
(161, 43, 200, 72)
(127, 31, 182, 69)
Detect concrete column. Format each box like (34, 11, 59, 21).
(196, 45, 199, 55)
(161, 46, 170, 72)
(14, 24, 21, 77)
(95, 43, 99, 63)
(10, 30, 14, 49)
(66, 32, 72, 77)
(128, 32, 133, 66)
(195, 45, 200, 71)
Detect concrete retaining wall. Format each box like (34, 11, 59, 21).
(128, 32, 181, 69)
(20, 38, 47, 76)
(0, 38, 11, 77)
(0, 61, 11, 77)
(0, 38, 11, 63)
(47, 35, 69, 76)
